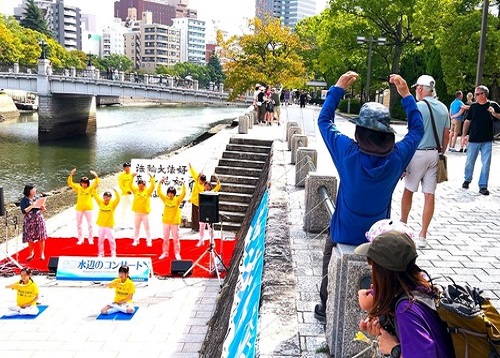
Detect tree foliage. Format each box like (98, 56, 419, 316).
(20, 0, 52, 38)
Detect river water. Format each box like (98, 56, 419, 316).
(0, 105, 246, 202)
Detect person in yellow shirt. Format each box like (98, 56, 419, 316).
(101, 265, 136, 315)
(197, 177, 221, 247)
(93, 189, 120, 257)
(4, 268, 39, 316)
(131, 173, 156, 247)
(157, 179, 186, 260)
(188, 163, 207, 232)
(68, 168, 100, 245)
(117, 162, 133, 228)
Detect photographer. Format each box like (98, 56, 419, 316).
(355, 231, 454, 358)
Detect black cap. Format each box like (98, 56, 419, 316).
(123, 162, 131, 168)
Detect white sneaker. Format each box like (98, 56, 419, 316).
(146, 240, 152, 247)
(88, 239, 94, 245)
(196, 239, 204, 247)
(158, 253, 168, 260)
(76, 239, 84, 245)
(416, 237, 428, 249)
(132, 240, 139, 247)
(175, 253, 181, 260)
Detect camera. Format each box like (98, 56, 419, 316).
(378, 314, 398, 337)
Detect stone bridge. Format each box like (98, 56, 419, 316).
(0, 59, 231, 140)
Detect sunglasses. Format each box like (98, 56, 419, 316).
(474, 92, 485, 96)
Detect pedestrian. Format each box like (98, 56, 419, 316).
(461, 85, 500, 195)
(400, 75, 450, 249)
(355, 231, 455, 358)
(93, 189, 120, 257)
(20, 184, 47, 261)
(131, 173, 156, 247)
(299, 90, 307, 108)
(118, 162, 133, 227)
(197, 177, 221, 247)
(157, 179, 186, 260)
(4, 268, 39, 316)
(100, 265, 136, 315)
(257, 86, 266, 124)
(68, 168, 100, 245)
(188, 163, 207, 232)
(313, 71, 424, 323)
(448, 90, 465, 152)
(270, 86, 283, 125)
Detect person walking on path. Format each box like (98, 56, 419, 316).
(131, 173, 156, 247)
(20, 184, 47, 261)
(449, 91, 465, 152)
(188, 163, 207, 232)
(400, 75, 449, 249)
(93, 189, 120, 257)
(68, 168, 100, 245)
(461, 85, 500, 196)
(157, 179, 186, 260)
(314, 71, 424, 323)
(117, 162, 133, 227)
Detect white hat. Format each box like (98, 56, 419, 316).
(412, 75, 435, 89)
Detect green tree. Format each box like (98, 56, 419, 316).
(0, 21, 23, 64)
(20, 0, 52, 38)
(206, 54, 225, 88)
(95, 54, 133, 72)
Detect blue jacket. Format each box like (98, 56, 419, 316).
(318, 86, 424, 245)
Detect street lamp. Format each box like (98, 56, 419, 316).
(87, 53, 93, 67)
(475, 0, 489, 86)
(38, 39, 48, 60)
(356, 36, 386, 102)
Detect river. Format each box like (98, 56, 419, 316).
(0, 105, 246, 203)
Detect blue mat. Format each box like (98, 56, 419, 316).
(96, 306, 139, 320)
(1, 305, 48, 319)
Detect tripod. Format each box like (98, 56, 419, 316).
(183, 220, 228, 287)
(0, 211, 23, 273)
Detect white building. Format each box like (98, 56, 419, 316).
(101, 18, 127, 58)
(172, 17, 206, 64)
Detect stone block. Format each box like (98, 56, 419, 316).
(286, 121, 299, 133)
(325, 244, 372, 358)
(238, 115, 249, 134)
(247, 112, 254, 129)
(287, 126, 302, 149)
(303, 173, 336, 232)
(291, 134, 308, 164)
(295, 149, 317, 188)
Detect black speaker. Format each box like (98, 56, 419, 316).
(48, 257, 59, 273)
(199, 192, 219, 223)
(170, 260, 193, 276)
(0, 186, 4, 217)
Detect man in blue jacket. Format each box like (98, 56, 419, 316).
(314, 71, 424, 322)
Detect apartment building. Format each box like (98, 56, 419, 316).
(171, 17, 206, 64)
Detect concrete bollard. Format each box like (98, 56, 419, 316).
(247, 113, 253, 129)
(238, 115, 249, 134)
(13, 63, 19, 74)
(287, 126, 302, 150)
(143, 74, 148, 84)
(326, 245, 372, 358)
(295, 148, 318, 188)
(286, 121, 299, 134)
(291, 134, 308, 164)
(303, 173, 336, 232)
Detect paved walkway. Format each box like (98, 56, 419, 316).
(0, 104, 499, 357)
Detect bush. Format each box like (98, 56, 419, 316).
(390, 100, 406, 121)
(338, 98, 361, 114)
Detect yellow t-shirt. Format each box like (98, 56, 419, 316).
(189, 166, 205, 207)
(11, 280, 39, 307)
(158, 182, 186, 224)
(110, 278, 135, 304)
(68, 175, 100, 211)
(131, 176, 156, 213)
(93, 192, 120, 228)
(118, 171, 133, 195)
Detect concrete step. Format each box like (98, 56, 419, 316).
(219, 201, 248, 213)
(215, 174, 259, 186)
(218, 158, 265, 169)
(226, 143, 271, 154)
(213, 222, 240, 232)
(215, 166, 262, 178)
(229, 137, 273, 148)
(218, 210, 246, 223)
(222, 151, 269, 162)
(218, 191, 253, 204)
(220, 182, 256, 195)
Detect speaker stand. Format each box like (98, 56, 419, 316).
(183, 222, 228, 287)
(0, 212, 22, 274)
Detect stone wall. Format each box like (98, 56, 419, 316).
(0, 92, 20, 119)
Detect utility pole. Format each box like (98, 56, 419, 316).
(475, 0, 489, 87)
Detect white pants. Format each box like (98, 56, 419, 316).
(163, 224, 180, 256)
(98, 227, 116, 257)
(119, 194, 133, 227)
(134, 213, 151, 241)
(5, 305, 39, 316)
(104, 302, 135, 315)
(76, 210, 93, 242)
(199, 222, 213, 241)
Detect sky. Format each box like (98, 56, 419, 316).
(1, 0, 328, 40)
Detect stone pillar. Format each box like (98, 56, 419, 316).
(326, 245, 372, 358)
(287, 126, 302, 150)
(296, 148, 318, 187)
(303, 173, 336, 231)
(70, 67, 76, 77)
(86, 65, 95, 78)
(37, 59, 50, 95)
(119, 71, 125, 82)
(13, 63, 19, 74)
(64, 69, 69, 77)
(219, 83, 224, 93)
(193, 80, 199, 90)
(167, 77, 174, 87)
(37, 58, 50, 76)
(94, 69, 100, 79)
(290, 134, 308, 164)
(238, 115, 249, 134)
(286, 121, 298, 134)
(247, 112, 253, 129)
(129, 73, 135, 82)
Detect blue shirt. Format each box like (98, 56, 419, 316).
(450, 98, 464, 120)
(417, 97, 450, 150)
(317, 86, 424, 245)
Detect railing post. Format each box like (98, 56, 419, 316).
(295, 148, 317, 187)
(287, 126, 302, 150)
(303, 173, 337, 232)
(193, 80, 199, 91)
(119, 71, 125, 82)
(291, 134, 308, 164)
(13, 63, 19, 74)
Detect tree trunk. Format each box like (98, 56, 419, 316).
(389, 22, 404, 118)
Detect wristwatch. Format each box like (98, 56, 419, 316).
(390, 344, 401, 358)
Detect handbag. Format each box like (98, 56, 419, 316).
(422, 99, 448, 183)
